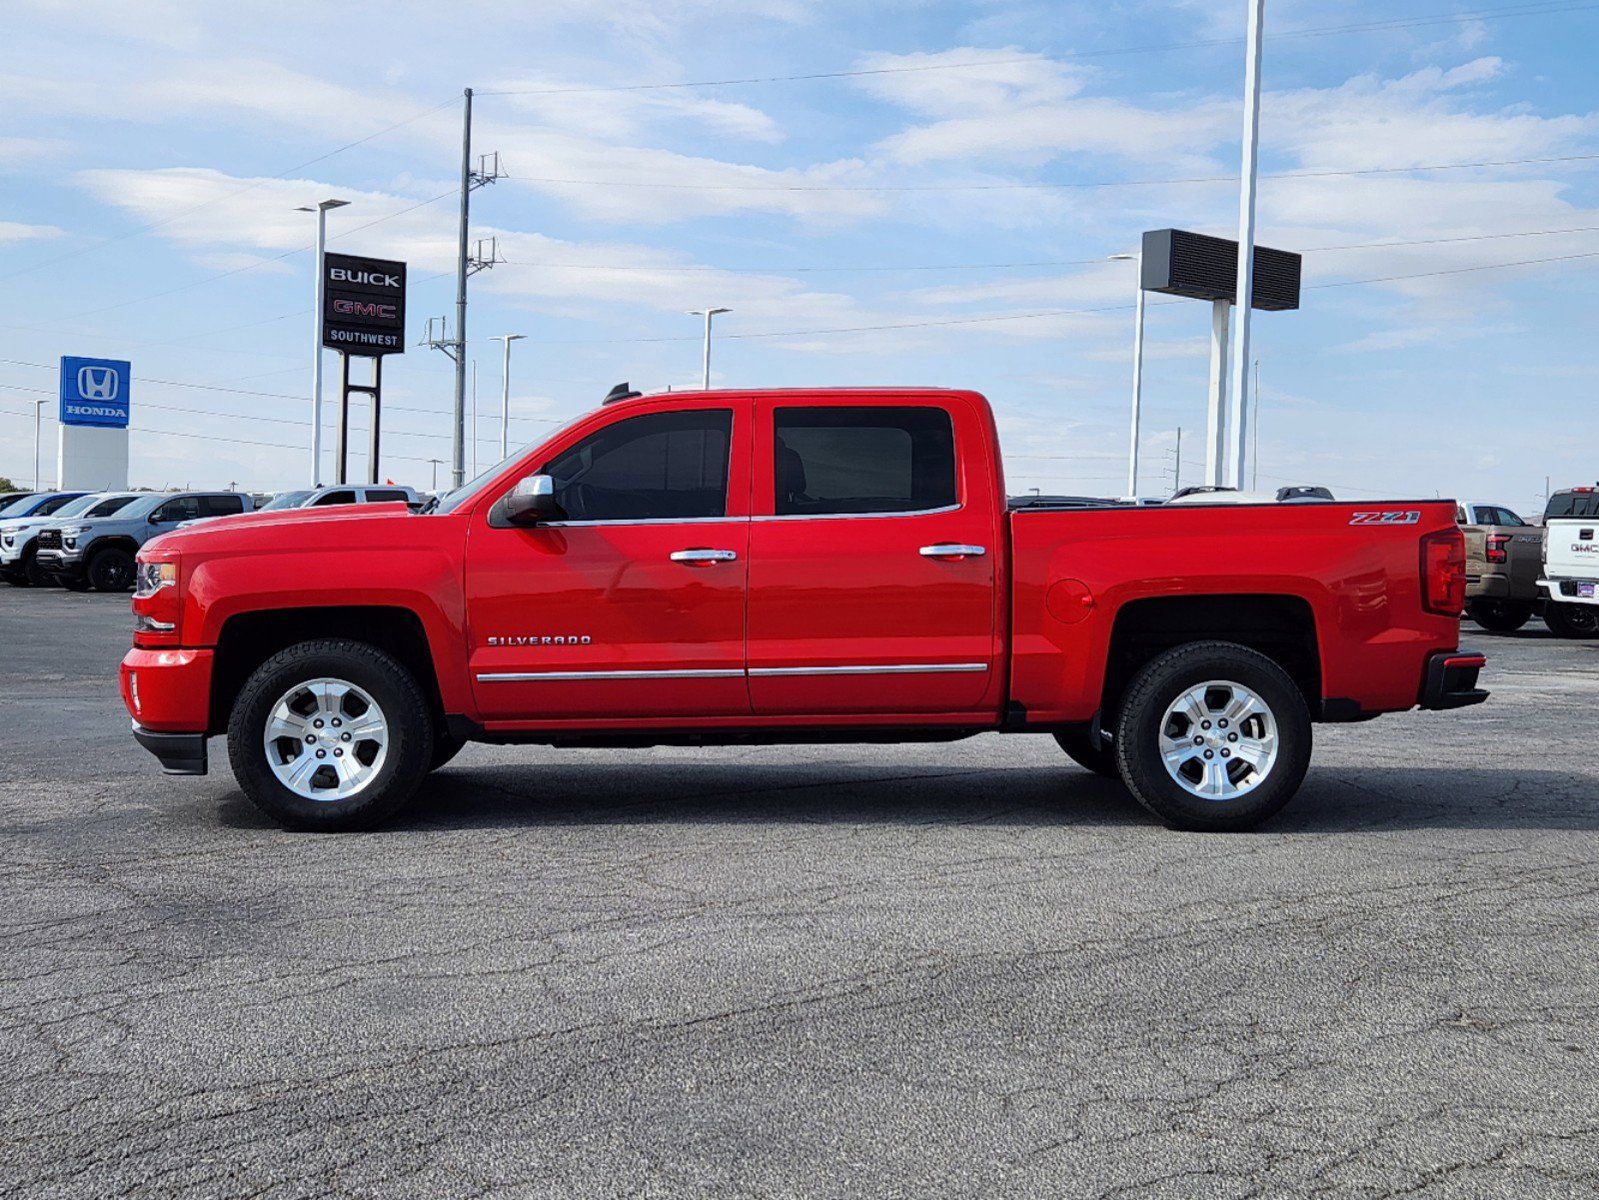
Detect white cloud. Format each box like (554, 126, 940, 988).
(0, 220, 64, 245)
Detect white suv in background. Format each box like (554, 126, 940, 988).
(1538, 486, 1599, 638)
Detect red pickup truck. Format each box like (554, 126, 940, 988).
(121, 387, 1486, 833)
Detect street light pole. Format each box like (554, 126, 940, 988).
(1108, 252, 1144, 498)
(688, 307, 731, 390)
(32, 399, 46, 489)
(297, 198, 348, 487)
(1227, 0, 1267, 490)
(490, 334, 526, 460)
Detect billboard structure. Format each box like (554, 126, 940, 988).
(1140, 229, 1302, 488)
(321, 253, 406, 484)
(57, 356, 130, 489)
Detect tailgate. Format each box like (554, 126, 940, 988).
(1544, 519, 1599, 578)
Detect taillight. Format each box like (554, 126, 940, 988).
(1485, 533, 1510, 564)
(1421, 528, 1466, 616)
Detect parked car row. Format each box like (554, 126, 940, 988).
(1456, 485, 1599, 638)
(0, 485, 421, 591)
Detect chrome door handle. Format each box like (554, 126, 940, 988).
(920, 543, 986, 559)
(670, 548, 738, 564)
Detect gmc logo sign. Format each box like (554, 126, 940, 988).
(332, 299, 397, 320)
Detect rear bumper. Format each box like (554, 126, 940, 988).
(1465, 572, 1510, 599)
(131, 722, 208, 775)
(1539, 579, 1599, 605)
(1419, 650, 1488, 711)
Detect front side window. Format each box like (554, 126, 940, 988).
(542, 409, 732, 522)
(773, 406, 956, 517)
(152, 496, 201, 524)
(1492, 506, 1526, 527)
(87, 496, 137, 518)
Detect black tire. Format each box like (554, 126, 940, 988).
(1467, 599, 1533, 633)
(57, 574, 91, 592)
(22, 546, 53, 588)
(430, 732, 466, 772)
(1113, 641, 1312, 833)
(1052, 727, 1119, 777)
(86, 546, 135, 592)
(227, 639, 434, 832)
(1, 570, 26, 588)
(1544, 601, 1599, 639)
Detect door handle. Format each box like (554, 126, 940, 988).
(920, 543, 986, 560)
(670, 548, 739, 565)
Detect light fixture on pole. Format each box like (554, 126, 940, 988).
(296, 198, 349, 487)
(1107, 252, 1145, 498)
(32, 399, 46, 490)
(489, 334, 526, 460)
(688, 307, 731, 390)
(1227, 0, 1267, 490)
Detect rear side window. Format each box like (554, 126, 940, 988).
(88, 496, 136, 518)
(201, 495, 245, 517)
(34, 495, 77, 516)
(366, 489, 410, 504)
(774, 406, 957, 516)
(543, 409, 732, 522)
(315, 490, 357, 506)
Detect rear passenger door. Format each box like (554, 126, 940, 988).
(201, 494, 246, 519)
(745, 398, 1001, 716)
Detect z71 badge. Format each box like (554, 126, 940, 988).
(1349, 510, 1421, 526)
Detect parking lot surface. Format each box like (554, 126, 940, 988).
(2, 585, 1597, 1198)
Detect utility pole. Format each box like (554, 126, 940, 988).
(688, 307, 731, 389)
(32, 399, 46, 489)
(1227, 0, 1267, 490)
(437, 87, 504, 488)
(1171, 426, 1183, 494)
(428, 458, 443, 491)
(490, 334, 526, 460)
(1205, 299, 1230, 486)
(297, 198, 348, 486)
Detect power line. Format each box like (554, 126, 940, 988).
(476, 3, 1599, 97)
(508, 151, 1599, 194)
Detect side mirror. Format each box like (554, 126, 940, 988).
(504, 474, 563, 525)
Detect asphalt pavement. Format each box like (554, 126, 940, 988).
(2, 585, 1598, 1199)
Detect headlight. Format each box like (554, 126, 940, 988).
(0, 534, 12, 548)
(62, 525, 87, 537)
(134, 560, 178, 597)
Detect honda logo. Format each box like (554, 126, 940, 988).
(77, 365, 119, 401)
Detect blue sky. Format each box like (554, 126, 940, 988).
(3, 0, 1597, 511)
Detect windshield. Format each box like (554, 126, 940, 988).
(430, 443, 536, 514)
(0, 494, 38, 517)
(260, 489, 314, 511)
(48, 494, 105, 520)
(85, 494, 139, 518)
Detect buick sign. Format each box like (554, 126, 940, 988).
(60, 356, 131, 428)
(322, 252, 406, 355)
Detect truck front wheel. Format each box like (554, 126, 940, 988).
(227, 639, 434, 831)
(1543, 601, 1599, 639)
(1113, 641, 1312, 832)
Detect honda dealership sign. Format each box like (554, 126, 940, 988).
(60, 356, 131, 428)
(322, 252, 406, 355)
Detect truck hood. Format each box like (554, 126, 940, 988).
(150, 502, 417, 552)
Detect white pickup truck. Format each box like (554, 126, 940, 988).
(1538, 486, 1599, 638)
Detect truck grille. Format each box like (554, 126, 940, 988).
(36, 529, 62, 550)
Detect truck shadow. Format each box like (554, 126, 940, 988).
(217, 761, 1599, 835)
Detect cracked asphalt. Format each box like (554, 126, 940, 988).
(3, 585, 1598, 1199)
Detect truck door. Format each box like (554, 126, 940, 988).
(466, 401, 752, 722)
(745, 398, 1001, 716)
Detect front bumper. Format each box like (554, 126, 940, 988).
(1419, 650, 1489, 710)
(132, 723, 208, 775)
(35, 548, 84, 577)
(1538, 579, 1599, 606)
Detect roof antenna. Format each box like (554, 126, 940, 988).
(602, 382, 641, 405)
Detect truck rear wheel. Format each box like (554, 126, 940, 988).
(1543, 601, 1599, 639)
(1467, 599, 1532, 633)
(1113, 641, 1311, 832)
(227, 639, 434, 832)
(1052, 727, 1118, 777)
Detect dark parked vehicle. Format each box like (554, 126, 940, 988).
(1458, 501, 1544, 632)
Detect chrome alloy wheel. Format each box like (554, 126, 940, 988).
(1157, 680, 1279, 801)
(262, 678, 390, 801)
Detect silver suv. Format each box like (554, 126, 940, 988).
(36, 491, 251, 592)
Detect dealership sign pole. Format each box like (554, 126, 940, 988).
(321, 252, 406, 485)
(300, 199, 349, 487)
(1228, 0, 1267, 491)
